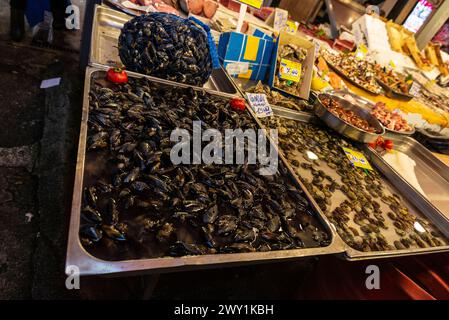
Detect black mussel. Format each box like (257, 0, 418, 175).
(124, 167, 140, 184)
(80, 225, 102, 242)
(131, 181, 151, 193)
(169, 241, 207, 256)
(88, 131, 108, 150)
(202, 204, 218, 224)
(234, 228, 257, 243)
(216, 215, 238, 236)
(102, 224, 126, 241)
(81, 206, 102, 224)
(183, 200, 206, 213)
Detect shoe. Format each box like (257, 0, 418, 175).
(10, 8, 25, 42)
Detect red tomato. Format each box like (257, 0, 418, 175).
(230, 98, 246, 111)
(106, 67, 128, 84)
(384, 139, 394, 150)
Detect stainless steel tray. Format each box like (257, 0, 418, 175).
(89, 5, 239, 97)
(269, 108, 449, 260)
(65, 67, 342, 276)
(364, 136, 449, 223)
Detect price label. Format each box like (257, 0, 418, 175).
(273, 8, 288, 31)
(313, 40, 321, 57)
(279, 58, 302, 83)
(246, 93, 273, 118)
(342, 147, 373, 170)
(409, 82, 421, 96)
(355, 44, 368, 60)
(284, 20, 299, 35)
(226, 62, 249, 75)
(237, 0, 263, 9)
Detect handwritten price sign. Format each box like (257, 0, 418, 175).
(246, 93, 273, 118)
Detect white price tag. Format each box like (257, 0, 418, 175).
(313, 40, 321, 57)
(246, 93, 272, 118)
(409, 82, 420, 96)
(226, 62, 249, 75)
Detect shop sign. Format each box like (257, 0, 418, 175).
(236, 0, 263, 9)
(342, 147, 373, 170)
(246, 93, 273, 118)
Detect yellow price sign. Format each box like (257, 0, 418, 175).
(342, 147, 373, 170)
(237, 0, 263, 9)
(355, 44, 368, 60)
(284, 20, 299, 35)
(279, 58, 302, 83)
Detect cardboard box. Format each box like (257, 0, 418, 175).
(218, 31, 275, 81)
(268, 31, 315, 100)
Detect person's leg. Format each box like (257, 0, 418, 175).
(10, 0, 27, 41)
(50, 0, 66, 30)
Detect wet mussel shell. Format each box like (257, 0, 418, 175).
(118, 13, 213, 86)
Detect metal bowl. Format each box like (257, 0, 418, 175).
(328, 90, 416, 136)
(314, 93, 385, 143)
(376, 78, 414, 102)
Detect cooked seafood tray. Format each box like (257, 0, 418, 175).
(89, 5, 239, 97)
(261, 108, 449, 260)
(66, 68, 340, 276)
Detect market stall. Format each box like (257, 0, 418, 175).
(67, 1, 449, 281)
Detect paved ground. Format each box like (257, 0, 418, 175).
(0, 37, 82, 299)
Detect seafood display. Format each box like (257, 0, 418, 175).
(374, 65, 412, 95)
(320, 95, 378, 133)
(81, 76, 330, 261)
(370, 102, 413, 133)
(274, 44, 308, 96)
(414, 87, 449, 114)
(262, 116, 448, 252)
(323, 51, 382, 94)
(246, 81, 312, 112)
(118, 13, 213, 86)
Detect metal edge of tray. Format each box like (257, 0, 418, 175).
(89, 5, 240, 98)
(231, 77, 316, 120)
(65, 66, 343, 276)
(269, 107, 449, 261)
(416, 127, 449, 142)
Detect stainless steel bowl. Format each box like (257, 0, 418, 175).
(314, 93, 385, 143)
(329, 90, 416, 136)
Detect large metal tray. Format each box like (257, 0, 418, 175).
(269, 108, 449, 260)
(89, 5, 239, 97)
(66, 67, 342, 276)
(364, 135, 449, 223)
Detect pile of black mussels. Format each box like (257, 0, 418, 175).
(118, 13, 213, 86)
(80, 76, 330, 260)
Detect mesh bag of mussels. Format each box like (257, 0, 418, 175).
(118, 13, 214, 86)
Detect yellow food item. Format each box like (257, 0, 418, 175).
(311, 75, 329, 91)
